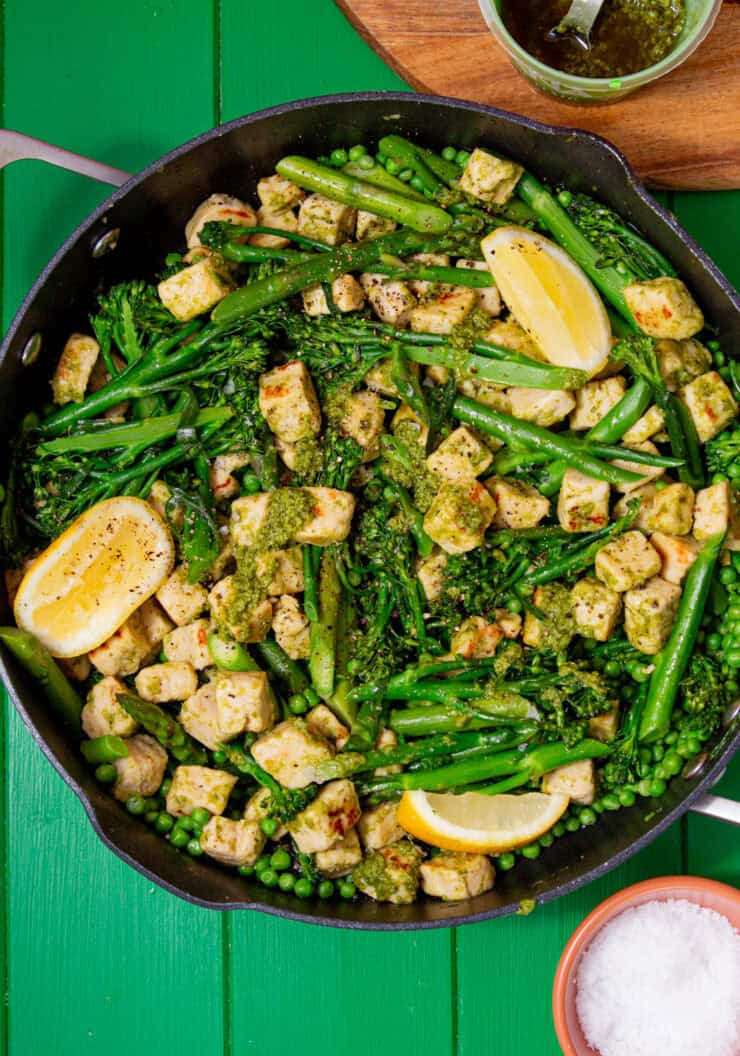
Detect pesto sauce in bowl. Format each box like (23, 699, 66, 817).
(499, 0, 685, 78)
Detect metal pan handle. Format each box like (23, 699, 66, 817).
(0, 129, 130, 187)
(690, 793, 740, 826)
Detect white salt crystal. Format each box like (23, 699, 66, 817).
(575, 898, 740, 1056)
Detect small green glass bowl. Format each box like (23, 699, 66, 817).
(478, 0, 722, 104)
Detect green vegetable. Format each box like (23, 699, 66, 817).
(309, 549, 342, 700)
(253, 638, 309, 696)
(117, 693, 207, 764)
(81, 735, 129, 765)
(207, 631, 261, 672)
(0, 628, 83, 733)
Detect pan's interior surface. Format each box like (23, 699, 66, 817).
(0, 93, 738, 928)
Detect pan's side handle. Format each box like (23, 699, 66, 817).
(0, 129, 130, 187)
(690, 793, 740, 827)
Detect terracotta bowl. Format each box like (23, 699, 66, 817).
(552, 876, 740, 1055)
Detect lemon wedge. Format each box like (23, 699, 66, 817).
(481, 226, 611, 377)
(397, 789, 569, 854)
(14, 497, 175, 657)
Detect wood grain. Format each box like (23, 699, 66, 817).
(335, 0, 740, 190)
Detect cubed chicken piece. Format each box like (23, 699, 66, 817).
(230, 492, 270, 547)
(272, 595, 310, 660)
(391, 402, 429, 448)
(588, 705, 620, 742)
(257, 174, 305, 212)
(417, 548, 448, 603)
(156, 565, 209, 626)
(374, 727, 401, 776)
(456, 380, 510, 415)
(364, 355, 417, 398)
(180, 682, 221, 749)
(287, 779, 361, 854)
(423, 481, 496, 555)
(622, 404, 666, 445)
(456, 259, 502, 316)
(258, 361, 322, 443)
(656, 338, 712, 392)
(82, 676, 138, 739)
(298, 193, 356, 245)
(624, 277, 703, 340)
(166, 764, 237, 817)
(314, 829, 363, 878)
(542, 759, 596, 805)
(571, 576, 622, 642)
(294, 487, 356, 545)
(158, 258, 233, 321)
(135, 661, 198, 704)
(147, 478, 179, 525)
(693, 481, 734, 541)
(410, 287, 477, 336)
(681, 371, 738, 443)
(356, 210, 397, 241)
(200, 816, 266, 868)
(488, 477, 550, 530)
(209, 536, 235, 584)
(359, 273, 416, 328)
(426, 426, 493, 482)
(243, 786, 287, 842)
(420, 852, 495, 901)
(185, 193, 256, 248)
(256, 546, 304, 595)
(449, 616, 503, 659)
(614, 483, 658, 533)
(208, 577, 273, 643)
(522, 583, 575, 652)
(138, 598, 175, 650)
(163, 619, 211, 669)
(251, 718, 334, 789)
(209, 451, 250, 502)
(112, 734, 167, 803)
(643, 482, 695, 535)
(569, 377, 626, 431)
(352, 840, 422, 905)
(650, 532, 700, 585)
(506, 388, 576, 428)
(89, 610, 152, 676)
(215, 670, 277, 739)
(459, 148, 523, 205)
(340, 389, 385, 460)
(484, 318, 543, 361)
(58, 655, 92, 682)
(306, 704, 349, 749)
(250, 205, 298, 249)
(51, 333, 100, 404)
(595, 531, 662, 592)
(610, 442, 666, 493)
(406, 252, 451, 299)
(301, 274, 365, 316)
(624, 576, 681, 654)
(557, 469, 611, 533)
(494, 609, 522, 639)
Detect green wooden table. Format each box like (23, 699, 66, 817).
(1, 4, 738, 1053)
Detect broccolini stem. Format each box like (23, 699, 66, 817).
(39, 406, 232, 455)
(309, 549, 342, 700)
(406, 344, 585, 392)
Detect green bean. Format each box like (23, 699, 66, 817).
(309, 549, 342, 700)
(275, 156, 452, 233)
(639, 531, 726, 743)
(302, 545, 320, 624)
(391, 342, 429, 424)
(405, 345, 585, 392)
(0, 628, 83, 733)
(520, 502, 638, 589)
(452, 396, 644, 487)
(389, 703, 534, 737)
(81, 735, 129, 765)
(253, 637, 309, 696)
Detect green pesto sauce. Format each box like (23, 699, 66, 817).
(387, 419, 440, 512)
(228, 488, 314, 624)
(352, 850, 398, 901)
(292, 435, 323, 478)
(532, 582, 575, 652)
(446, 483, 486, 534)
(500, 0, 685, 78)
(447, 307, 491, 356)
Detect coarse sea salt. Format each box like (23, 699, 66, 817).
(575, 898, 740, 1056)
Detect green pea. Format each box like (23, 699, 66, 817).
(410, 175, 426, 193)
(601, 793, 620, 811)
(330, 148, 348, 167)
(159, 777, 172, 797)
(719, 367, 732, 382)
(126, 796, 147, 816)
(304, 688, 320, 707)
(726, 679, 739, 694)
(338, 881, 356, 899)
(618, 788, 636, 807)
(455, 150, 471, 167)
(238, 865, 254, 877)
(727, 606, 740, 621)
(95, 763, 117, 784)
(664, 730, 678, 745)
(557, 190, 573, 207)
(592, 799, 606, 813)
(706, 340, 720, 351)
(441, 146, 458, 161)
(713, 349, 726, 367)
(376, 151, 387, 165)
(565, 817, 580, 833)
(602, 660, 619, 678)
(348, 144, 367, 161)
(211, 750, 227, 766)
(629, 662, 651, 684)
(720, 567, 738, 586)
(398, 168, 413, 182)
(677, 739, 694, 759)
(270, 849, 292, 872)
(191, 807, 211, 827)
(505, 596, 523, 614)
(687, 737, 701, 755)
(318, 880, 335, 899)
(727, 650, 740, 669)
(278, 872, 296, 892)
(732, 552, 740, 573)
(637, 778, 653, 797)
(538, 832, 554, 849)
(651, 744, 665, 762)
(654, 763, 669, 781)
(170, 828, 189, 848)
(662, 750, 683, 776)
(637, 759, 651, 778)
(177, 815, 194, 832)
(186, 838, 203, 857)
(294, 878, 314, 898)
(712, 472, 729, 485)
(154, 812, 174, 834)
(579, 807, 597, 826)
(358, 154, 374, 170)
(254, 855, 272, 875)
(145, 810, 159, 824)
(260, 869, 279, 888)
(706, 632, 722, 652)
(521, 842, 541, 859)
(552, 822, 566, 837)
(260, 817, 279, 838)
(289, 693, 309, 715)
(385, 158, 401, 176)
(496, 852, 516, 870)
(650, 778, 667, 798)
(240, 473, 261, 495)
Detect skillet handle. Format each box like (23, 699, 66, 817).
(690, 793, 740, 827)
(0, 129, 130, 187)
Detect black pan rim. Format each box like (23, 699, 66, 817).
(1, 90, 738, 929)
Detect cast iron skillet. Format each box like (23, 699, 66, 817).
(0, 92, 738, 929)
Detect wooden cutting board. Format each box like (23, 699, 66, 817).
(335, 0, 740, 190)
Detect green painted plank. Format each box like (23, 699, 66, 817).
(2, 2, 225, 1054)
(218, 15, 452, 1056)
